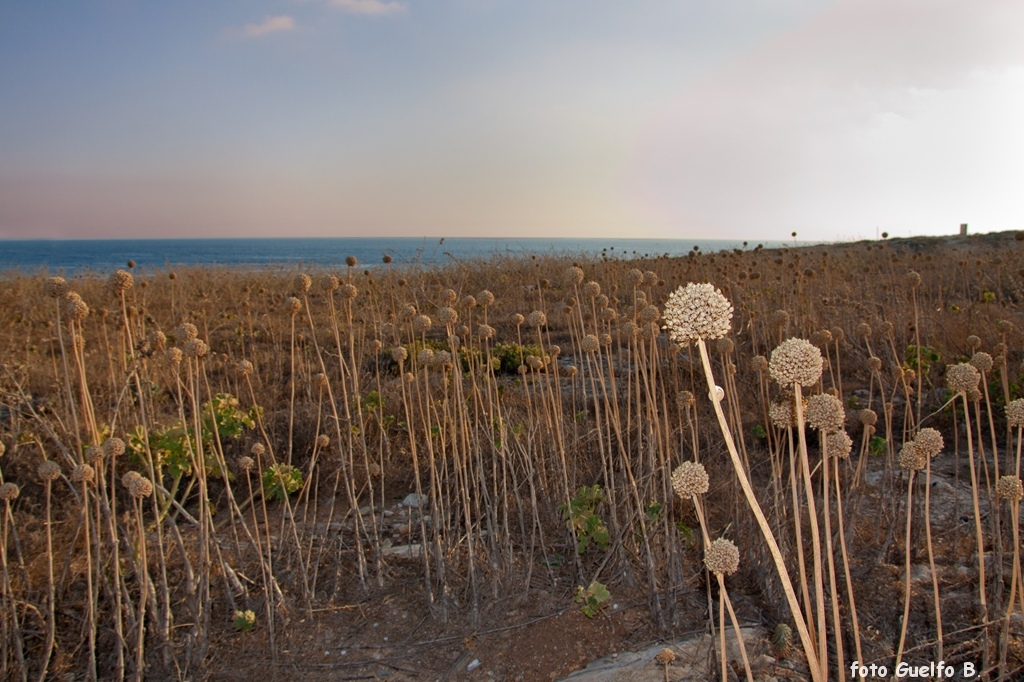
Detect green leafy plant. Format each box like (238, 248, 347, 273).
(262, 464, 303, 501)
(869, 436, 888, 456)
(751, 423, 766, 439)
(904, 344, 940, 375)
(575, 581, 611, 618)
(234, 609, 256, 633)
(560, 485, 610, 554)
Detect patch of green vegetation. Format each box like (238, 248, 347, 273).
(561, 485, 611, 554)
(575, 580, 611, 618)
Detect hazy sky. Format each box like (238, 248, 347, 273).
(1, 1, 1022, 241)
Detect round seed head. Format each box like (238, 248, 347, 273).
(128, 474, 153, 498)
(905, 270, 921, 288)
(477, 324, 495, 339)
(176, 323, 198, 341)
(970, 352, 993, 373)
(643, 270, 658, 286)
(435, 349, 453, 368)
(750, 355, 768, 372)
(316, 434, 330, 449)
(996, 475, 1024, 502)
(563, 266, 584, 286)
(564, 365, 578, 377)
(655, 648, 675, 665)
(769, 309, 790, 328)
(527, 310, 547, 327)
(0, 483, 19, 501)
(769, 338, 823, 387)
(809, 329, 832, 347)
(867, 356, 882, 372)
(627, 268, 644, 286)
(63, 292, 90, 321)
(511, 313, 524, 326)
(639, 305, 660, 324)
(238, 456, 255, 472)
(251, 443, 266, 457)
(71, 463, 95, 483)
(417, 348, 435, 365)
(914, 427, 944, 458)
(858, 408, 878, 426)
(879, 321, 894, 335)
(442, 288, 458, 304)
(805, 393, 845, 433)
(517, 364, 528, 375)
(391, 346, 408, 363)
(966, 334, 981, 350)
(323, 275, 340, 291)
(477, 290, 495, 306)
(715, 337, 734, 354)
(581, 334, 600, 353)
(436, 307, 458, 326)
(946, 362, 980, 394)
(600, 332, 612, 346)
(103, 437, 126, 458)
(898, 441, 926, 471)
(448, 334, 461, 350)
(183, 338, 208, 358)
(600, 307, 617, 322)
(401, 304, 417, 318)
(768, 395, 800, 429)
(582, 281, 601, 298)
(825, 429, 853, 459)
(460, 295, 476, 309)
(671, 461, 709, 499)
(676, 391, 695, 411)
(148, 330, 167, 351)
(404, 371, 415, 382)
(295, 274, 312, 292)
(996, 319, 1014, 335)
(285, 297, 302, 315)
(109, 269, 134, 294)
(340, 283, 358, 300)
(857, 322, 872, 338)
(38, 460, 62, 481)
(166, 347, 183, 365)
(704, 538, 740, 576)
(44, 276, 69, 299)
(237, 359, 254, 376)
(315, 373, 329, 389)
(345, 255, 358, 267)
(1006, 399, 1024, 428)
(662, 283, 733, 343)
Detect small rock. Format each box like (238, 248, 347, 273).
(402, 493, 427, 508)
(467, 659, 481, 671)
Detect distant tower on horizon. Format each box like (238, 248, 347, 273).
(960, 223, 968, 235)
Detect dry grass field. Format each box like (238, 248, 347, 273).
(2, 230, 1024, 681)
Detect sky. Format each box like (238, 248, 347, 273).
(1, 0, 1023, 242)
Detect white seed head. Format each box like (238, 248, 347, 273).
(1006, 399, 1024, 428)
(805, 393, 845, 433)
(704, 538, 740, 576)
(996, 475, 1024, 502)
(38, 460, 62, 482)
(913, 427, 944, 459)
(769, 338, 823, 387)
(946, 362, 980, 394)
(825, 430, 853, 459)
(671, 461, 709, 499)
(662, 283, 733, 343)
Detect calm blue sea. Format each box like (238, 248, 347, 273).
(0, 237, 780, 274)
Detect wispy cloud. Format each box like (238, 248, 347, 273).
(240, 15, 297, 37)
(329, 0, 405, 16)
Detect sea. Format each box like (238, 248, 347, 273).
(0, 237, 784, 274)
